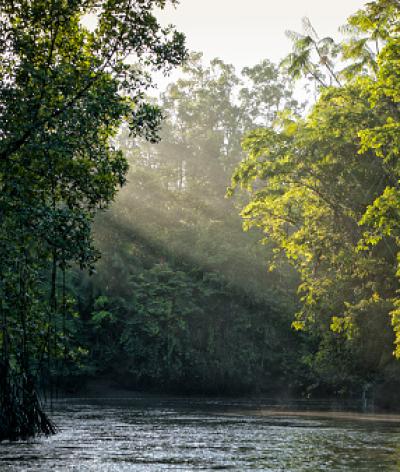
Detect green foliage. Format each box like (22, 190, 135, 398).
(66, 53, 304, 395)
(68, 4, 400, 400)
(231, 0, 400, 395)
(0, 0, 185, 440)
(77, 254, 301, 394)
(3, 0, 399, 423)
(354, 9, 400, 355)
(281, 17, 342, 88)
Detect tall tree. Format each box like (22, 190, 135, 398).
(0, 0, 185, 440)
(230, 0, 400, 396)
(349, 0, 400, 355)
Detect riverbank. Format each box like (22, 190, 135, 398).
(51, 380, 400, 425)
(225, 408, 400, 423)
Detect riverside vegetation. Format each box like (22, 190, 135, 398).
(1, 0, 400, 441)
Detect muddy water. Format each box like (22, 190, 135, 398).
(1, 396, 400, 471)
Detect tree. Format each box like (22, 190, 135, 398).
(0, 0, 185, 440)
(111, 53, 299, 299)
(281, 17, 342, 88)
(348, 0, 400, 355)
(66, 54, 304, 397)
(230, 0, 400, 397)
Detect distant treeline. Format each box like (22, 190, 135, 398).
(68, 55, 305, 396)
(68, 0, 400, 409)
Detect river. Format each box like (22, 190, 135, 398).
(1, 396, 400, 471)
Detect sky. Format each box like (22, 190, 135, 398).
(156, 0, 368, 71)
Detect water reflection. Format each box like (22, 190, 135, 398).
(1, 397, 400, 471)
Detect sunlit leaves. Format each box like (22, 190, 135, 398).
(232, 0, 400, 368)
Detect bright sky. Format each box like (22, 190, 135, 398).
(157, 0, 368, 70)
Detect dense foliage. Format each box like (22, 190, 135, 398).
(2, 0, 400, 443)
(0, 0, 185, 440)
(55, 0, 400, 408)
(69, 54, 305, 395)
(230, 0, 400, 403)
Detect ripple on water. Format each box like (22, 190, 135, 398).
(1, 398, 400, 471)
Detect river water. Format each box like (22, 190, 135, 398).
(1, 396, 400, 471)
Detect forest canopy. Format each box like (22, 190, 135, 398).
(230, 0, 400, 382)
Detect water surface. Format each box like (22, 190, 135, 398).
(1, 396, 400, 471)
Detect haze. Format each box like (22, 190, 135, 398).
(158, 0, 368, 68)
